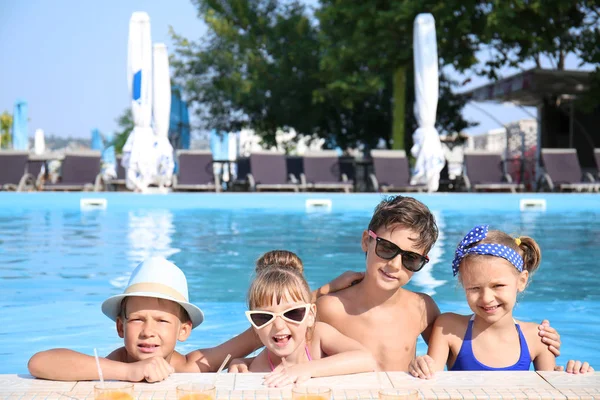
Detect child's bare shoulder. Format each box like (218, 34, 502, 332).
(434, 313, 470, 332)
(516, 321, 542, 345)
(316, 286, 357, 315)
(106, 347, 128, 362)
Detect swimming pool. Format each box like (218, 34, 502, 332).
(1, 193, 599, 374)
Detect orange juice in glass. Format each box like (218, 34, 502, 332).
(292, 387, 331, 400)
(378, 389, 419, 400)
(94, 383, 134, 400)
(176, 383, 217, 400)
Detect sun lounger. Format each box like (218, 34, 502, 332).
(369, 150, 426, 192)
(0, 151, 35, 191)
(539, 148, 598, 192)
(41, 151, 103, 191)
(247, 151, 300, 192)
(594, 149, 600, 181)
(172, 150, 220, 192)
(462, 150, 524, 193)
(301, 150, 353, 193)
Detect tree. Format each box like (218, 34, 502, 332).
(172, 0, 476, 151)
(0, 111, 12, 149)
(113, 108, 134, 154)
(171, 0, 325, 147)
(316, 0, 484, 149)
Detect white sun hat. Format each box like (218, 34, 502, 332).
(101, 256, 204, 328)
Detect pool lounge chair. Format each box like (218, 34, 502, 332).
(247, 151, 300, 192)
(301, 150, 353, 193)
(172, 150, 220, 192)
(462, 150, 524, 193)
(42, 151, 103, 192)
(0, 151, 36, 191)
(539, 148, 598, 192)
(369, 150, 427, 192)
(594, 149, 600, 181)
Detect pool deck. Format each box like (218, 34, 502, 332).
(0, 372, 598, 400)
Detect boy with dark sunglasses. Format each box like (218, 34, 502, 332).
(315, 195, 564, 371)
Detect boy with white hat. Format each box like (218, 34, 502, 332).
(28, 257, 235, 382)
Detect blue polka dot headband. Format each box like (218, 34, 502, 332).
(452, 225, 524, 276)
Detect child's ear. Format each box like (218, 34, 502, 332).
(116, 317, 125, 338)
(517, 270, 529, 292)
(177, 320, 193, 342)
(361, 230, 369, 252)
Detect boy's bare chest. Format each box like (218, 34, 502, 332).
(335, 309, 422, 371)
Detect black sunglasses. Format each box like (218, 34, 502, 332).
(368, 230, 429, 272)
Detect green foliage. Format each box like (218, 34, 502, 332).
(113, 108, 134, 154)
(0, 111, 12, 149)
(170, 0, 598, 151)
(478, 1, 599, 76)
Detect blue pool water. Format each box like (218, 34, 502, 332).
(1, 193, 599, 374)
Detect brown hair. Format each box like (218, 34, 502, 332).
(255, 250, 304, 274)
(118, 297, 191, 324)
(460, 229, 542, 276)
(368, 196, 438, 253)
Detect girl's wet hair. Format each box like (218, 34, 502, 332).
(461, 229, 542, 276)
(248, 267, 311, 310)
(255, 250, 304, 274)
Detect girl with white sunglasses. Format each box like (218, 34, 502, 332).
(243, 266, 376, 387)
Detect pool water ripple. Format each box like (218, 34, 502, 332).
(0, 205, 598, 373)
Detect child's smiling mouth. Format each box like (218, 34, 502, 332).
(379, 269, 398, 281)
(272, 334, 291, 347)
(481, 305, 501, 313)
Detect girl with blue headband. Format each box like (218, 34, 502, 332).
(408, 225, 594, 377)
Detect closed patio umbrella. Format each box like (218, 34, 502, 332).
(91, 128, 103, 151)
(152, 43, 174, 187)
(410, 14, 445, 192)
(34, 129, 45, 155)
(122, 11, 156, 192)
(12, 100, 28, 150)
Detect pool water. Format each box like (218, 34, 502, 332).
(1, 194, 599, 373)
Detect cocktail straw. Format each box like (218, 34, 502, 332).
(216, 354, 231, 374)
(93, 348, 105, 388)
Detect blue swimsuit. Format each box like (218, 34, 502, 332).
(450, 315, 532, 371)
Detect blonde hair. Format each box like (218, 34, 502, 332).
(248, 267, 312, 309)
(460, 229, 542, 276)
(255, 250, 304, 274)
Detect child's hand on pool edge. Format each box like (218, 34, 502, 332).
(561, 360, 594, 374)
(127, 356, 174, 382)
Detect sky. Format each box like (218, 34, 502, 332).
(0, 1, 591, 141)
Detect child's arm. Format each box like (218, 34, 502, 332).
(184, 327, 262, 372)
(409, 313, 453, 379)
(418, 293, 441, 345)
(28, 348, 173, 382)
(263, 322, 376, 387)
(521, 322, 556, 371)
(312, 271, 364, 302)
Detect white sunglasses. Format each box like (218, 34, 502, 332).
(245, 304, 312, 329)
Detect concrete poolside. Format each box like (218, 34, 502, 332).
(0, 372, 598, 400)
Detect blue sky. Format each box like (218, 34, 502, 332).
(0, 1, 589, 140)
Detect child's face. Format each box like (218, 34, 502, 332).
(116, 296, 192, 362)
(361, 225, 427, 289)
(251, 293, 315, 360)
(460, 257, 529, 323)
